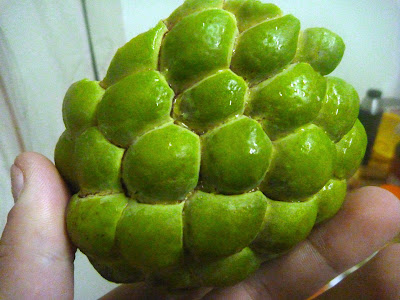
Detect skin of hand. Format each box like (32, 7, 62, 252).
(0, 152, 399, 300)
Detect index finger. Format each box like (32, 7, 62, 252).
(205, 187, 400, 300)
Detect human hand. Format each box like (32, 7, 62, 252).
(1, 152, 399, 299)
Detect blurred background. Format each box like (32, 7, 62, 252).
(0, 0, 399, 299)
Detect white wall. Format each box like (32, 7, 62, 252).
(274, 0, 400, 99)
(121, 0, 400, 99)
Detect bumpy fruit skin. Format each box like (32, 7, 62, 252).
(55, 0, 367, 288)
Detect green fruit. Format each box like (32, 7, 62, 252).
(116, 201, 184, 271)
(184, 191, 267, 257)
(201, 116, 273, 194)
(55, 0, 366, 288)
(160, 8, 238, 92)
(173, 69, 248, 132)
(247, 62, 326, 139)
(294, 27, 346, 76)
(97, 70, 174, 148)
(231, 14, 300, 83)
(122, 123, 200, 203)
(260, 124, 336, 200)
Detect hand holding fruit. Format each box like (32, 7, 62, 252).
(0, 152, 399, 299)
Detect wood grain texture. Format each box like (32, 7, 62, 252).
(0, 1, 121, 299)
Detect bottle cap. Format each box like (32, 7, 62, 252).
(367, 89, 382, 98)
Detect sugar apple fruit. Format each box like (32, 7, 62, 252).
(55, 0, 367, 288)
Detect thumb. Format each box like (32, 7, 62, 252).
(0, 152, 75, 299)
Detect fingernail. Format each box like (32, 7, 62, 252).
(11, 164, 24, 202)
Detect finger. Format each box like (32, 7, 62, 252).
(100, 282, 212, 300)
(0, 152, 75, 299)
(205, 187, 400, 300)
(317, 243, 400, 300)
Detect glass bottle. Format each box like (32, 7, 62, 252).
(387, 142, 400, 186)
(358, 89, 384, 165)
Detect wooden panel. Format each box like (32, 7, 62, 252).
(0, 1, 121, 299)
(83, 0, 126, 79)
